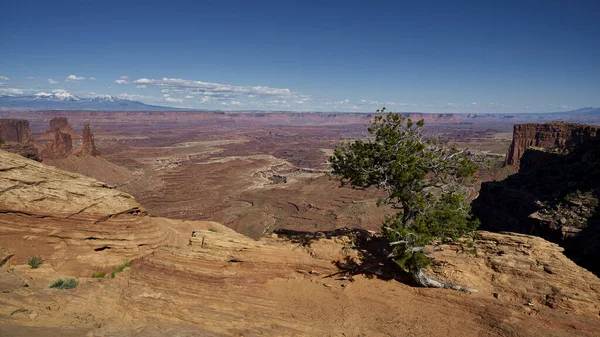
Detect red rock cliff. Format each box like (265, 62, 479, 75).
(75, 123, 99, 156)
(41, 130, 73, 159)
(505, 122, 599, 167)
(0, 119, 33, 143)
(48, 117, 69, 132)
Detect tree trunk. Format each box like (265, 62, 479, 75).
(412, 268, 478, 293)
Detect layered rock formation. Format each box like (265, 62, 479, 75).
(505, 122, 599, 167)
(41, 130, 73, 159)
(0, 149, 183, 269)
(474, 122, 600, 275)
(0, 119, 33, 143)
(40, 118, 99, 159)
(74, 123, 99, 156)
(46, 116, 77, 135)
(1, 149, 599, 336)
(0, 119, 39, 160)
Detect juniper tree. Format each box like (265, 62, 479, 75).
(329, 109, 480, 289)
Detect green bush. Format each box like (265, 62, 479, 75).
(49, 278, 78, 289)
(27, 256, 43, 269)
(111, 261, 131, 278)
(91, 272, 106, 278)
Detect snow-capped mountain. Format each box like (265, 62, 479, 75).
(33, 91, 80, 101)
(89, 94, 119, 102)
(0, 91, 184, 111)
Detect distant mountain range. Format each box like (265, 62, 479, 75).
(0, 92, 184, 111)
(0, 91, 598, 115)
(552, 107, 600, 115)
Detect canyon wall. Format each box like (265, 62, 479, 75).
(0, 119, 33, 143)
(474, 122, 600, 275)
(0, 119, 38, 160)
(505, 122, 599, 167)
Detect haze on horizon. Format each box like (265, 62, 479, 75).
(1, 0, 599, 113)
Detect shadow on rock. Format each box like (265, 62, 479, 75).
(272, 227, 417, 286)
(473, 131, 600, 276)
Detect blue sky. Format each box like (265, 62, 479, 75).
(1, 0, 599, 113)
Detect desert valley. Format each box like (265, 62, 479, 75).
(0, 108, 599, 336)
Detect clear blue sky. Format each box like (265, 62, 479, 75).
(1, 0, 599, 112)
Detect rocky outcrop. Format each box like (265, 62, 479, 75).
(474, 123, 600, 275)
(505, 122, 599, 167)
(38, 117, 79, 141)
(47, 116, 76, 134)
(74, 123, 98, 156)
(0, 143, 40, 161)
(431, 231, 600, 315)
(0, 149, 177, 267)
(41, 130, 73, 159)
(0, 119, 33, 143)
(0, 119, 39, 160)
(40, 119, 99, 159)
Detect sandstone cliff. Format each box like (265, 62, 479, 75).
(38, 117, 79, 141)
(40, 118, 99, 159)
(0, 119, 39, 160)
(1, 149, 599, 336)
(41, 130, 73, 159)
(505, 122, 599, 167)
(74, 123, 99, 156)
(0, 119, 33, 143)
(474, 123, 600, 275)
(46, 116, 77, 135)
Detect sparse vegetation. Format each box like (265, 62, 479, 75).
(49, 278, 78, 289)
(91, 272, 106, 278)
(27, 256, 43, 269)
(111, 261, 131, 278)
(330, 109, 481, 289)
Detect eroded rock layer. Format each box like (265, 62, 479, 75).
(505, 122, 599, 167)
(41, 130, 73, 159)
(46, 116, 76, 135)
(0, 119, 33, 144)
(74, 123, 99, 156)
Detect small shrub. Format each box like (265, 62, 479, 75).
(49, 278, 78, 289)
(111, 261, 131, 278)
(91, 272, 106, 278)
(27, 256, 43, 269)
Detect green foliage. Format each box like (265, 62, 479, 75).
(91, 272, 106, 278)
(330, 109, 480, 275)
(111, 261, 131, 278)
(27, 256, 43, 269)
(563, 190, 582, 203)
(49, 278, 78, 289)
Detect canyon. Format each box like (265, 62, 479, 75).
(0, 110, 599, 336)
